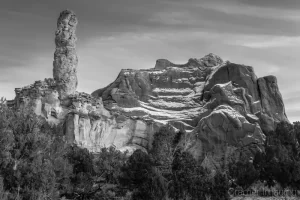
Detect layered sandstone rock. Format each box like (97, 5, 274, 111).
(91, 54, 224, 132)
(53, 10, 78, 100)
(64, 92, 158, 153)
(92, 56, 288, 164)
(6, 10, 290, 166)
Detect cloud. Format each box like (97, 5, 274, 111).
(237, 0, 300, 10)
(226, 35, 300, 48)
(199, 1, 300, 21)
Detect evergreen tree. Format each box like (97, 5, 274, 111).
(119, 149, 167, 200)
(254, 121, 300, 189)
(0, 104, 61, 199)
(171, 150, 229, 200)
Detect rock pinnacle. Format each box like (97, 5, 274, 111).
(53, 10, 78, 100)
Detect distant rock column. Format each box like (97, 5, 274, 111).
(53, 10, 78, 100)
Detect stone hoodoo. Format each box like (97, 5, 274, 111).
(53, 10, 78, 100)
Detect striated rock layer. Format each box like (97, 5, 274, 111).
(6, 10, 290, 166)
(92, 54, 289, 164)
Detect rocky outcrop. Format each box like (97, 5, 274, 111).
(6, 10, 290, 166)
(92, 55, 288, 164)
(53, 10, 78, 100)
(6, 10, 158, 153)
(8, 79, 62, 123)
(257, 76, 289, 133)
(154, 53, 223, 70)
(186, 82, 266, 165)
(202, 63, 260, 105)
(92, 54, 224, 129)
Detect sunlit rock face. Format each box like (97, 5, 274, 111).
(92, 53, 224, 132)
(92, 54, 289, 164)
(53, 10, 78, 100)
(64, 93, 159, 153)
(6, 10, 290, 165)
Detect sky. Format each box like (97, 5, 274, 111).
(0, 0, 300, 122)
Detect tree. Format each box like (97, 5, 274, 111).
(63, 145, 95, 199)
(253, 121, 300, 189)
(228, 158, 260, 189)
(0, 176, 8, 200)
(0, 104, 60, 199)
(171, 150, 229, 200)
(211, 172, 230, 200)
(293, 121, 300, 155)
(150, 125, 183, 166)
(92, 146, 129, 199)
(94, 146, 128, 184)
(119, 149, 167, 200)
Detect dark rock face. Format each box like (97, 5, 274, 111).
(257, 76, 289, 133)
(187, 82, 265, 166)
(203, 63, 260, 104)
(53, 10, 78, 100)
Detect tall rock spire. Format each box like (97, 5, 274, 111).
(53, 10, 78, 100)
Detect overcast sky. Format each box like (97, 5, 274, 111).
(0, 0, 300, 122)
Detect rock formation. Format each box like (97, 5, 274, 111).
(53, 10, 78, 100)
(91, 53, 289, 164)
(6, 10, 290, 166)
(6, 10, 157, 154)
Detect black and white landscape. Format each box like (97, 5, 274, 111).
(0, 0, 300, 199)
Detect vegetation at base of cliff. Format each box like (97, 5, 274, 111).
(1, 98, 300, 199)
(150, 125, 230, 200)
(228, 121, 300, 193)
(0, 101, 129, 200)
(0, 101, 230, 200)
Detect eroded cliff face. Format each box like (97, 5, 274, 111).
(92, 54, 224, 132)
(92, 54, 289, 164)
(6, 10, 290, 166)
(63, 93, 158, 153)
